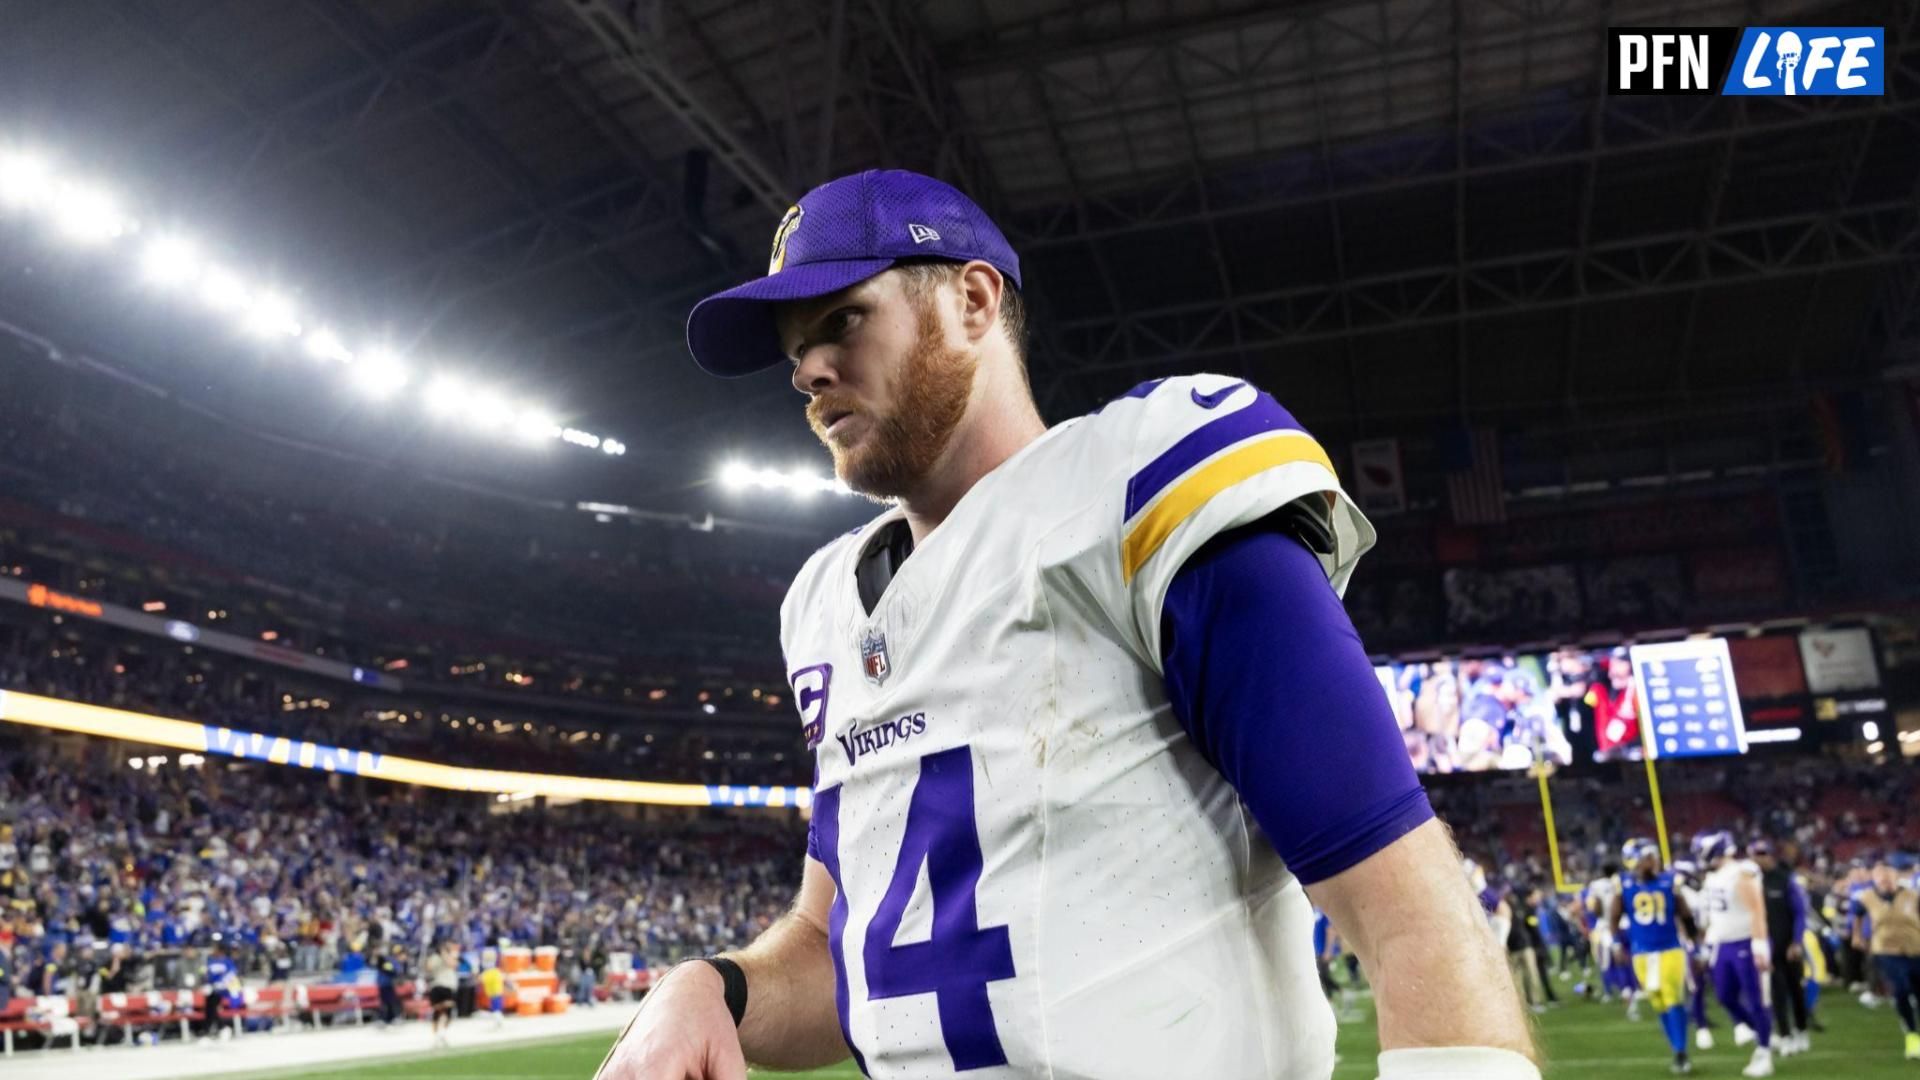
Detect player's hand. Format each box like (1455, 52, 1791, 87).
(594, 962, 747, 1080)
(1786, 942, 1802, 962)
(1753, 949, 1772, 975)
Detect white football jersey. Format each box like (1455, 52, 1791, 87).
(1587, 875, 1621, 935)
(1678, 883, 1707, 938)
(781, 374, 1373, 1080)
(1701, 861, 1762, 943)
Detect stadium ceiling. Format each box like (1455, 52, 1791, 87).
(2, 0, 1917, 472)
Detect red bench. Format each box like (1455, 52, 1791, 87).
(0, 996, 93, 1055)
(303, 984, 375, 1026)
(216, 985, 302, 1035)
(95, 990, 203, 1044)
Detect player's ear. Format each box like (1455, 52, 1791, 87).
(955, 260, 1004, 346)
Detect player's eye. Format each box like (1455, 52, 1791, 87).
(823, 307, 860, 340)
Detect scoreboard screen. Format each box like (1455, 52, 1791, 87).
(1629, 638, 1749, 759)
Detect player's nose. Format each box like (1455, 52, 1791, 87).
(792, 347, 839, 395)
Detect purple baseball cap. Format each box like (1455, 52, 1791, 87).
(685, 169, 1022, 377)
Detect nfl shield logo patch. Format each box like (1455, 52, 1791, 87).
(861, 631, 891, 686)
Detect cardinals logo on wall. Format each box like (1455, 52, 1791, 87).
(1350, 438, 1406, 516)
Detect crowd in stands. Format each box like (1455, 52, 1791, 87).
(0, 608, 812, 787)
(0, 737, 803, 1016)
(0, 396, 809, 701)
(1433, 756, 1919, 890)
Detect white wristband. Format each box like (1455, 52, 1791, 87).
(1751, 938, 1771, 964)
(1378, 1047, 1542, 1080)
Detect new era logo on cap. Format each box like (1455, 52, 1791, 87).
(908, 223, 941, 245)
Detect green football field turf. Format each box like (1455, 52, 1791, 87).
(234, 991, 1916, 1078)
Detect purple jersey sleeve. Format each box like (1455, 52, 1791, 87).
(1789, 878, 1808, 941)
(1159, 522, 1434, 886)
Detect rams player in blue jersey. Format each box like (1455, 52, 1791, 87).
(1610, 838, 1700, 1075)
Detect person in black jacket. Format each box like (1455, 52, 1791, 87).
(1754, 841, 1812, 1056)
(375, 943, 404, 1026)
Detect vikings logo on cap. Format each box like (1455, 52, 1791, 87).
(768, 204, 804, 274)
(861, 630, 891, 686)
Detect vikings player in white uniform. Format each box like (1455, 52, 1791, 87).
(1673, 858, 1719, 1049)
(598, 170, 1536, 1080)
(1698, 832, 1775, 1077)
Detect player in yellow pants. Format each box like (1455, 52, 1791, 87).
(1636, 948, 1692, 1014)
(1614, 839, 1701, 1074)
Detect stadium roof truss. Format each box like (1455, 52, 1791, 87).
(3, 0, 1917, 454)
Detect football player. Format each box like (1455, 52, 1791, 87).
(1699, 832, 1775, 1077)
(596, 170, 1536, 1079)
(1609, 839, 1698, 1074)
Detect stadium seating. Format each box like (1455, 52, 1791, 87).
(0, 735, 795, 1053)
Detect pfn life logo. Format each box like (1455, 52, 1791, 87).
(1609, 27, 1883, 95)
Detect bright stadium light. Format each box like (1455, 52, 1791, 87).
(0, 133, 631, 458)
(513, 406, 559, 444)
(469, 390, 512, 431)
(717, 461, 853, 497)
(0, 151, 52, 208)
(198, 266, 250, 312)
(139, 235, 202, 288)
(351, 348, 409, 400)
(242, 291, 302, 339)
(424, 374, 469, 419)
(1863, 720, 1881, 741)
(50, 180, 128, 243)
(303, 326, 352, 364)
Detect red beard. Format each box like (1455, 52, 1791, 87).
(806, 304, 975, 499)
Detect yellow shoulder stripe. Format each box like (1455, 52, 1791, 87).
(1120, 430, 1334, 582)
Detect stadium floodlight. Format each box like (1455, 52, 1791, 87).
(1863, 720, 1881, 741)
(1, 133, 633, 459)
(139, 235, 202, 288)
(0, 151, 52, 208)
(787, 467, 821, 498)
(513, 406, 560, 444)
(424, 373, 469, 419)
(303, 327, 352, 364)
(50, 180, 128, 243)
(198, 266, 250, 312)
(469, 390, 513, 431)
(351, 347, 409, 400)
(715, 461, 852, 497)
(242, 291, 302, 339)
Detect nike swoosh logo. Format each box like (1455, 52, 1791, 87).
(1191, 382, 1245, 409)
